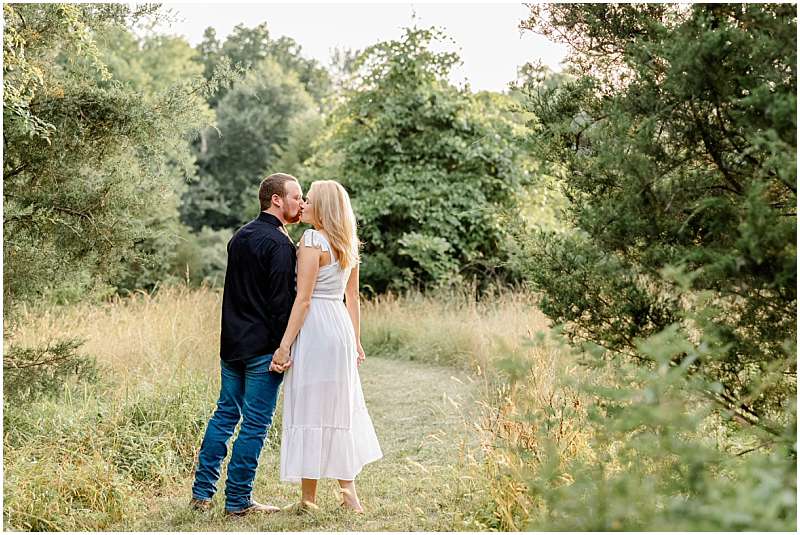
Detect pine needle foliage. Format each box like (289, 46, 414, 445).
(486, 3, 798, 530)
(3, 3, 243, 395)
(514, 2, 796, 436)
(3, 338, 99, 402)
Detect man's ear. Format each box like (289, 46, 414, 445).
(271, 193, 283, 208)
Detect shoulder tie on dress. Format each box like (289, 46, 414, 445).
(300, 229, 330, 253)
(299, 229, 335, 264)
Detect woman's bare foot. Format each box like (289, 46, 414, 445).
(339, 486, 364, 513)
(283, 500, 319, 513)
(290, 478, 318, 513)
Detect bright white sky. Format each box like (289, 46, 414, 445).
(154, 2, 569, 93)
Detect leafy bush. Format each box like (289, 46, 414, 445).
(459, 323, 796, 531)
(501, 327, 796, 530)
(170, 225, 233, 287)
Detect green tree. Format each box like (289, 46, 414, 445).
(327, 45, 362, 94)
(488, 8, 796, 527)
(194, 26, 221, 87)
(182, 58, 316, 230)
(183, 23, 329, 232)
(3, 3, 239, 392)
(193, 22, 330, 107)
(514, 2, 795, 439)
(92, 26, 216, 292)
(513, 61, 575, 94)
(306, 27, 531, 291)
(273, 109, 325, 177)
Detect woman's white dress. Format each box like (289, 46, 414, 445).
(280, 229, 382, 483)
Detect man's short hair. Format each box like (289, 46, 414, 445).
(259, 173, 298, 212)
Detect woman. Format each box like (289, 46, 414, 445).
(273, 180, 382, 513)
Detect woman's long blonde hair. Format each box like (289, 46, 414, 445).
(308, 180, 361, 270)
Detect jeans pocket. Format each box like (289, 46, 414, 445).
(245, 353, 273, 374)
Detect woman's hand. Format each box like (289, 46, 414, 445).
(356, 342, 365, 366)
(270, 346, 293, 373)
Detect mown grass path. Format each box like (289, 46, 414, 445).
(119, 355, 485, 532)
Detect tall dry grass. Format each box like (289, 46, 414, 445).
(5, 284, 225, 530)
(360, 287, 598, 530)
(361, 288, 552, 369)
(12, 284, 223, 386)
(455, 342, 598, 531)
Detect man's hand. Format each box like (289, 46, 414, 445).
(269, 346, 293, 373)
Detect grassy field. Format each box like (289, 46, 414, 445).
(116, 357, 489, 532)
(6, 285, 796, 531)
(4, 285, 579, 531)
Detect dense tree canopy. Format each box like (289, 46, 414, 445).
(2, 4, 245, 310)
(89, 25, 214, 291)
(307, 27, 531, 291)
(193, 22, 330, 108)
(181, 23, 326, 232)
(182, 59, 315, 230)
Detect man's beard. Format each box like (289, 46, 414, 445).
(283, 205, 301, 224)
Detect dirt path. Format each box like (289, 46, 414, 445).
(123, 355, 485, 532)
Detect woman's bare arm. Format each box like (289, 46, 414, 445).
(270, 242, 321, 371)
(344, 263, 365, 364)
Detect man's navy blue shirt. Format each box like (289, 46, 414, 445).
(220, 212, 297, 363)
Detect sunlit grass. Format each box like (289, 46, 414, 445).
(361, 287, 553, 369)
(4, 284, 595, 531)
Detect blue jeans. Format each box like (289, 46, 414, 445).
(191, 353, 283, 511)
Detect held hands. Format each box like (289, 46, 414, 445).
(269, 346, 293, 373)
(356, 342, 366, 366)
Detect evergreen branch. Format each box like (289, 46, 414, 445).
(713, 101, 762, 170)
(736, 354, 797, 415)
(712, 102, 796, 196)
(53, 205, 93, 220)
(185, 77, 217, 98)
(524, 232, 644, 353)
(3, 213, 35, 226)
(5, 239, 50, 256)
(4, 352, 77, 370)
(703, 184, 744, 196)
(49, 202, 114, 246)
(5, 4, 27, 30)
(734, 442, 773, 457)
(689, 96, 744, 195)
(722, 287, 798, 319)
(706, 385, 784, 437)
(3, 163, 28, 180)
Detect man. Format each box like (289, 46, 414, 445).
(190, 173, 302, 516)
